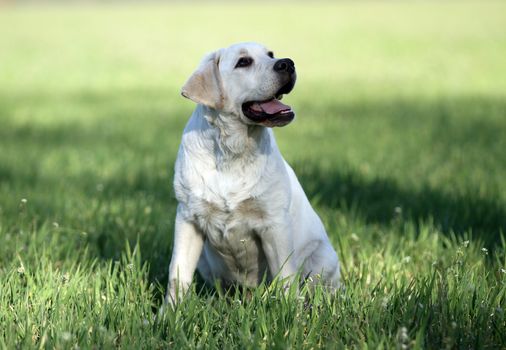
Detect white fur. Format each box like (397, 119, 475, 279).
(166, 43, 340, 305)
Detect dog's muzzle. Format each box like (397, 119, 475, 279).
(242, 58, 297, 128)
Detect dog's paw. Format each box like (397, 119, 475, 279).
(156, 291, 179, 321)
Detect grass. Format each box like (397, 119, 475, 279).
(1, 1, 506, 348)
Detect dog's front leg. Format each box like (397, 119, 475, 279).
(165, 206, 204, 306)
(260, 220, 298, 284)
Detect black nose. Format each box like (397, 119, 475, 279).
(274, 58, 295, 74)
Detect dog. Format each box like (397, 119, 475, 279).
(165, 42, 340, 305)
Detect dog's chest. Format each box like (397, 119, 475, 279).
(175, 127, 277, 253)
(194, 177, 264, 228)
(184, 167, 268, 246)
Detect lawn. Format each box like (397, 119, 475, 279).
(1, 1, 506, 348)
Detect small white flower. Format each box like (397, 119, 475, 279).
(20, 198, 27, 204)
(500, 268, 506, 274)
(397, 326, 409, 348)
(61, 332, 72, 341)
(482, 248, 488, 255)
(463, 240, 470, 247)
(381, 297, 389, 308)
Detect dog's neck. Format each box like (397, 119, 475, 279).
(201, 105, 272, 167)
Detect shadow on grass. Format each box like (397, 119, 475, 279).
(296, 162, 506, 245)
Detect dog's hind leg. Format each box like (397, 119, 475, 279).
(301, 240, 341, 289)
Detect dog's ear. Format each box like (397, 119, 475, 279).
(181, 51, 224, 110)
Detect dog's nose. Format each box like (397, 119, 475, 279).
(274, 58, 295, 74)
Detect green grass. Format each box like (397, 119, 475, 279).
(1, 1, 506, 348)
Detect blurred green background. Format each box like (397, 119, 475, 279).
(0, 1, 505, 348)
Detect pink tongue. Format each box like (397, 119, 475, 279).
(251, 99, 291, 114)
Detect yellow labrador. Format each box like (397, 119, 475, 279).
(166, 42, 340, 305)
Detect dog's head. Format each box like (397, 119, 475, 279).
(181, 42, 297, 127)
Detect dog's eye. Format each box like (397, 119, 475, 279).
(267, 51, 274, 58)
(235, 57, 253, 68)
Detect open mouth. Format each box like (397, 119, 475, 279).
(242, 83, 295, 127)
